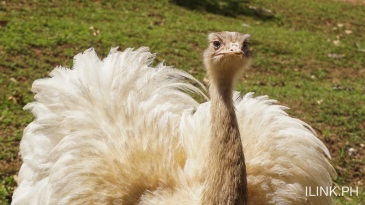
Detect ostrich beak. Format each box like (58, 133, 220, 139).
(216, 42, 243, 56)
(216, 50, 243, 56)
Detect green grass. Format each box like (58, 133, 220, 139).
(0, 0, 364, 204)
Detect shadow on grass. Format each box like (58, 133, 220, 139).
(169, 0, 275, 19)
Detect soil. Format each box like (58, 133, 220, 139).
(339, 0, 365, 5)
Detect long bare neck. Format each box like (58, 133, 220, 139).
(201, 74, 248, 205)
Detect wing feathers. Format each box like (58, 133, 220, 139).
(13, 47, 335, 205)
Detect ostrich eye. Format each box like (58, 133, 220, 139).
(213, 41, 221, 49)
(242, 40, 249, 53)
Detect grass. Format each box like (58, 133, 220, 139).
(0, 0, 364, 204)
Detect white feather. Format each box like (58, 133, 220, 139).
(13, 47, 336, 205)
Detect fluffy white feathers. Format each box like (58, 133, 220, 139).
(13, 47, 336, 205)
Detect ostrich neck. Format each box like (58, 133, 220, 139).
(201, 75, 248, 205)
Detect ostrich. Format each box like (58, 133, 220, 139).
(12, 31, 336, 205)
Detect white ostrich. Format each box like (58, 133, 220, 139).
(12, 31, 336, 205)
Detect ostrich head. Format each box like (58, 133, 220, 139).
(203, 31, 252, 85)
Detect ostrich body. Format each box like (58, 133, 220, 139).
(13, 32, 336, 205)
